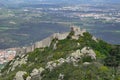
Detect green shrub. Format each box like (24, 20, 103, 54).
(81, 56, 93, 62)
(23, 73, 29, 80)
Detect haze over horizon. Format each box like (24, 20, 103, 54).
(0, 0, 120, 4)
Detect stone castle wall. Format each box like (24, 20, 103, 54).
(16, 32, 69, 56)
(15, 26, 86, 56)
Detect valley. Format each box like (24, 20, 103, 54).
(0, 3, 120, 50)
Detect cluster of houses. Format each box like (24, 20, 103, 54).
(0, 48, 16, 64)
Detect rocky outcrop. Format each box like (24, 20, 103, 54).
(7, 55, 28, 74)
(30, 68, 39, 76)
(30, 67, 45, 80)
(13, 67, 45, 80)
(53, 40, 58, 50)
(46, 47, 96, 71)
(46, 58, 65, 71)
(83, 62, 91, 66)
(81, 47, 96, 60)
(92, 36, 98, 42)
(30, 67, 44, 76)
(12, 46, 96, 80)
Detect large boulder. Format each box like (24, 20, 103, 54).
(39, 67, 45, 74)
(46, 61, 56, 71)
(30, 68, 39, 76)
(81, 47, 96, 60)
(30, 67, 45, 76)
(14, 71, 27, 80)
(71, 50, 82, 59)
(30, 67, 45, 80)
(57, 58, 65, 66)
(26, 76, 31, 80)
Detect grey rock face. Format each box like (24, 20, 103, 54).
(10, 55, 28, 72)
(30, 67, 45, 80)
(46, 58, 66, 71)
(46, 47, 96, 71)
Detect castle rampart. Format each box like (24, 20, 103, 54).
(15, 26, 86, 56)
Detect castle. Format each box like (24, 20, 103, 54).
(16, 26, 86, 56)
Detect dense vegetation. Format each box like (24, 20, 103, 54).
(0, 31, 120, 80)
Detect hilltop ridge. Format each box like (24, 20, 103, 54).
(0, 26, 120, 80)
